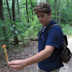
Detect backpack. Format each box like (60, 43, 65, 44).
(48, 24, 72, 63)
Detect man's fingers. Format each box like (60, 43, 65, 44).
(10, 65, 16, 68)
(8, 61, 20, 65)
(9, 65, 21, 70)
(9, 65, 19, 68)
(8, 60, 22, 70)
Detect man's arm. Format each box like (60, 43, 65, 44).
(25, 45, 54, 65)
(8, 45, 55, 70)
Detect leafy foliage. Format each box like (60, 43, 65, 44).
(0, 0, 72, 51)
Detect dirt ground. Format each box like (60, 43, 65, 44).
(0, 40, 72, 72)
(0, 41, 38, 72)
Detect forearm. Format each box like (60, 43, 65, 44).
(24, 47, 53, 66)
(8, 46, 54, 70)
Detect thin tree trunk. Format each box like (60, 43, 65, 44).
(43, 0, 44, 2)
(36, 0, 37, 5)
(67, 0, 68, 10)
(0, 0, 10, 48)
(12, 0, 19, 45)
(6, 0, 14, 32)
(59, 0, 60, 24)
(46, 0, 48, 3)
(12, 1, 15, 21)
(30, 0, 33, 21)
(17, 0, 20, 21)
(40, 0, 42, 2)
(6, 0, 17, 45)
(26, 0, 29, 23)
(32, 11, 33, 21)
(55, 0, 57, 23)
(6, 0, 12, 20)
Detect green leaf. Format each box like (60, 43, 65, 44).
(15, 30, 18, 34)
(10, 27, 14, 31)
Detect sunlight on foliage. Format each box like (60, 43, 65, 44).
(0, 0, 72, 50)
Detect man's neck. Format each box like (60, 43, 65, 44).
(44, 19, 52, 28)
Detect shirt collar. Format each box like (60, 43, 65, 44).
(37, 19, 57, 36)
(44, 19, 57, 30)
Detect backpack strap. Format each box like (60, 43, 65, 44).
(48, 24, 60, 31)
(48, 24, 68, 46)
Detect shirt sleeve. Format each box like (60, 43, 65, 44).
(45, 26, 63, 49)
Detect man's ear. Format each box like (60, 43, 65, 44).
(49, 12, 51, 16)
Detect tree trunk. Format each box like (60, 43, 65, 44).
(0, 1, 5, 21)
(26, 0, 29, 23)
(36, 0, 37, 5)
(6, 0, 18, 45)
(40, 0, 42, 2)
(12, 0, 19, 45)
(0, 0, 10, 48)
(12, 1, 15, 21)
(17, 0, 20, 21)
(55, 0, 57, 23)
(6, 0, 12, 20)
(30, 0, 33, 21)
(59, 0, 60, 24)
(31, 1, 33, 21)
(67, 0, 68, 9)
(46, 0, 48, 3)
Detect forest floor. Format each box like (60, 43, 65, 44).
(0, 41, 38, 72)
(0, 35, 72, 72)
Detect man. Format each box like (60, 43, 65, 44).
(8, 2, 64, 72)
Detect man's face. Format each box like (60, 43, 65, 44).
(37, 12, 51, 26)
